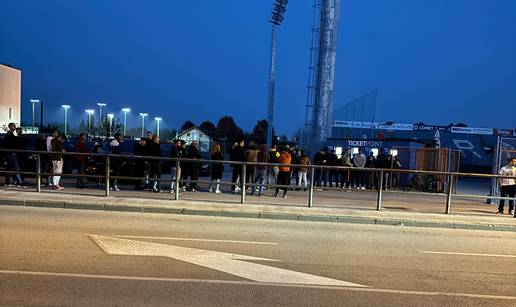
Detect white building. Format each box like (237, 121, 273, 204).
(177, 126, 212, 152)
(0, 64, 21, 131)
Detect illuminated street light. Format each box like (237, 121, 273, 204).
(61, 105, 71, 136)
(139, 113, 148, 138)
(97, 102, 106, 130)
(121, 108, 131, 136)
(154, 117, 162, 137)
(85, 109, 95, 131)
(30, 99, 40, 128)
(107, 113, 115, 137)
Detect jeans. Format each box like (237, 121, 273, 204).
(499, 185, 515, 213)
(297, 171, 308, 188)
(255, 168, 268, 195)
(5, 153, 23, 184)
(52, 159, 63, 186)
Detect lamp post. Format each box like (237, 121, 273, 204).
(266, 0, 289, 148)
(97, 102, 106, 131)
(139, 113, 148, 138)
(30, 99, 40, 129)
(107, 113, 115, 137)
(154, 117, 162, 137)
(61, 105, 70, 136)
(121, 108, 130, 136)
(85, 109, 95, 132)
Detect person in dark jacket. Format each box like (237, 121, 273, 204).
(327, 150, 339, 188)
(186, 140, 202, 191)
(109, 133, 124, 191)
(313, 148, 327, 187)
(169, 139, 185, 193)
(255, 144, 270, 196)
(146, 135, 162, 192)
(209, 143, 224, 194)
(133, 138, 147, 190)
(229, 140, 245, 193)
(3, 123, 24, 186)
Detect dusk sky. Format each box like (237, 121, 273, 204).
(1, 0, 515, 135)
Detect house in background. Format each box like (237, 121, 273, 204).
(0, 64, 21, 131)
(177, 126, 212, 152)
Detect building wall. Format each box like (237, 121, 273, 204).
(177, 128, 212, 152)
(0, 64, 21, 131)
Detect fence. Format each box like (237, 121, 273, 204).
(0, 149, 515, 217)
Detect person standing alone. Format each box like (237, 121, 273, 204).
(498, 157, 516, 215)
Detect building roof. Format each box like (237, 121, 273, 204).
(177, 126, 212, 139)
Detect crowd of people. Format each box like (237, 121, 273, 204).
(2, 122, 404, 195)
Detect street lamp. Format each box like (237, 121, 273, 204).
(30, 99, 40, 128)
(85, 109, 95, 132)
(61, 105, 70, 136)
(97, 102, 106, 130)
(107, 113, 115, 137)
(154, 117, 162, 137)
(139, 113, 148, 138)
(121, 108, 130, 136)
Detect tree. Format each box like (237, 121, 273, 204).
(215, 116, 244, 143)
(250, 119, 276, 145)
(181, 121, 195, 132)
(199, 121, 216, 138)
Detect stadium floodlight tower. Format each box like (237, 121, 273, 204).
(304, 0, 340, 155)
(266, 0, 289, 149)
(121, 108, 131, 136)
(139, 113, 148, 138)
(61, 105, 71, 136)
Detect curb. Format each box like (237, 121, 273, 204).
(0, 198, 514, 233)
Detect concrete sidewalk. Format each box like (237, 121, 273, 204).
(0, 189, 514, 232)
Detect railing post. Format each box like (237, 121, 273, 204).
(376, 170, 384, 211)
(445, 174, 454, 214)
(308, 166, 315, 208)
(174, 159, 180, 200)
(36, 153, 41, 193)
(241, 163, 246, 204)
(105, 155, 110, 197)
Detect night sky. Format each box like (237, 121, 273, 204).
(1, 0, 515, 135)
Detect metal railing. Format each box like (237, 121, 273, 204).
(0, 149, 515, 217)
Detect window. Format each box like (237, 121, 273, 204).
(187, 133, 190, 137)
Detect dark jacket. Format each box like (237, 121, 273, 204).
(313, 151, 326, 166)
(257, 150, 270, 170)
(3, 130, 17, 150)
(146, 141, 162, 157)
(49, 138, 63, 161)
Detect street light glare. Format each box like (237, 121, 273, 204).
(30, 99, 40, 103)
(97, 102, 106, 107)
(61, 105, 71, 109)
(85, 109, 95, 115)
(139, 113, 148, 117)
(154, 117, 162, 121)
(121, 108, 131, 113)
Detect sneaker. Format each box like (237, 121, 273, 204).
(509, 210, 515, 216)
(215, 189, 222, 194)
(361, 187, 366, 190)
(209, 188, 213, 193)
(282, 194, 287, 199)
(191, 188, 196, 192)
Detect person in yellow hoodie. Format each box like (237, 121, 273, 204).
(275, 148, 292, 198)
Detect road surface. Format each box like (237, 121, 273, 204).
(1, 206, 515, 306)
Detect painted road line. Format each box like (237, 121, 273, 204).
(106, 235, 278, 246)
(420, 251, 516, 258)
(89, 235, 367, 287)
(1, 270, 515, 301)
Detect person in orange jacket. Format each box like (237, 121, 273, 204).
(275, 148, 292, 198)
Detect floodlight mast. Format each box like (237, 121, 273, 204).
(266, 0, 288, 149)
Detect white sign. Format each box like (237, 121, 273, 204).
(90, 235, 367, 287)
(451, 127, 493, 135)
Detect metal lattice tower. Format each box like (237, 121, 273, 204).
(303, 0, 340, 154)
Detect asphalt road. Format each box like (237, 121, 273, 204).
(1, 206, 515, 306)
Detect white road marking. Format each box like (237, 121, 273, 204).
(1, 269, 515, 301)
(420, 251, 516, 258)
(89, 235, 366, 287)
(106, 235, 278, 246)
